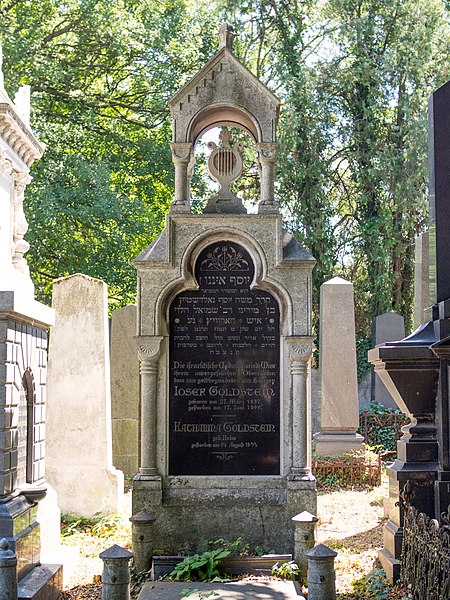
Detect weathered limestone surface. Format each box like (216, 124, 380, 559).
(413, 232, 430, 329)
(110, 304, 139, 477)
(46, 274, 123, 516)
(315, 277, 364, 456)
(371, 313, 405, 411)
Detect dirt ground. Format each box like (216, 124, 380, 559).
(59, 477, 391, 599)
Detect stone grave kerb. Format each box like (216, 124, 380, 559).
(132, 24, 318, 554)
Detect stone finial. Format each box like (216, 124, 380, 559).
(218, 23, 235, 50)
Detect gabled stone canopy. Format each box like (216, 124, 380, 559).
(169, 45, 280, 144)
(168, 24, 281, 214)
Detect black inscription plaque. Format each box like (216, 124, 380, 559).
(169, 241, 280, 475)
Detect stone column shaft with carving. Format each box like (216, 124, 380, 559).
(12, 172, 31, 274)
(257, 143, 279, 213)
(170, 142, 192, 213)
(135, 336, 163, 478)
(286, 337, 314, 477)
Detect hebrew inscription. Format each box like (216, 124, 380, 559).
(169, 241, 280, 475)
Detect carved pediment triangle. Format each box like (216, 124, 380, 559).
(169, 48, 279, 113)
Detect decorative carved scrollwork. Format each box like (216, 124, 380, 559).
(286, 338, 314, 362)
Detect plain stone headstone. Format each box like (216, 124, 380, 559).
(371, 313, 405, 411)
(46, 274, 123, 516)
(314, 277, 364, 456)
(110, 304, 139, 478)
(413, 232, 430, 329)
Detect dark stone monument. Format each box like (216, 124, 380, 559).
(369, 78, 450, 582)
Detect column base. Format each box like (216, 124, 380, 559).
(170, 201, 190, 213)
(314, 432, 365, 456)
(256, 201, 279, 214)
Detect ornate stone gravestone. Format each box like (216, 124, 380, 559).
(0, 48, 62, 596)
(132, 24, 317, 553)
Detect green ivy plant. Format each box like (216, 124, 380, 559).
(167, 548, 231, 582)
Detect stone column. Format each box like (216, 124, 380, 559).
(11, 172, 31, 275)
(286, 337, 314, 477)
(135, 336, 163, 479)
(170, 142, 192, 213)
(257, 143, 279, 213)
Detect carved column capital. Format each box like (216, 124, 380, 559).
(135, 336, 163, 365)
(257, 142, 279, 165)
(286, 337, 314, 363)
(257, 143, 279, 213)
(170, 142, 193, 165)
(12, 171, 30, 201)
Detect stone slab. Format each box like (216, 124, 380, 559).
(138, 580, 304, 600)
(18, 563, 62, 600)
(46, 274, 123, 516)
(316, 277, 364, 456)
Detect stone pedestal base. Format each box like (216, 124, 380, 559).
(378, 548, 400, 584)
(18, 563, 62, 600)
(132, 476, 317, 554)
(313, 432, 365, 456)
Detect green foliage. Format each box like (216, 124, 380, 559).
(2, 0, 450, 330)
(196, 537, 250, 557)
(350, 568, 390, 599)
(359, 402, 408, 454)
(60, 512, 120, 537)
(1, 0, 220, 310)
(167, 548, 230, 582)
(271, 560, 300, 580)
(356, 337, 372, 382)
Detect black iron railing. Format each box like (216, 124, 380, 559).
(401, 500, 450, 599)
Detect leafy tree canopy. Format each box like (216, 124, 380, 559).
(1, 0, 450, 338)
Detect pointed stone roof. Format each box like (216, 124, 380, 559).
(169, 24, 280, 144)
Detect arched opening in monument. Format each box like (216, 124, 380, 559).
(168, 240, 280, 476)
(190, 125, 259, 213)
